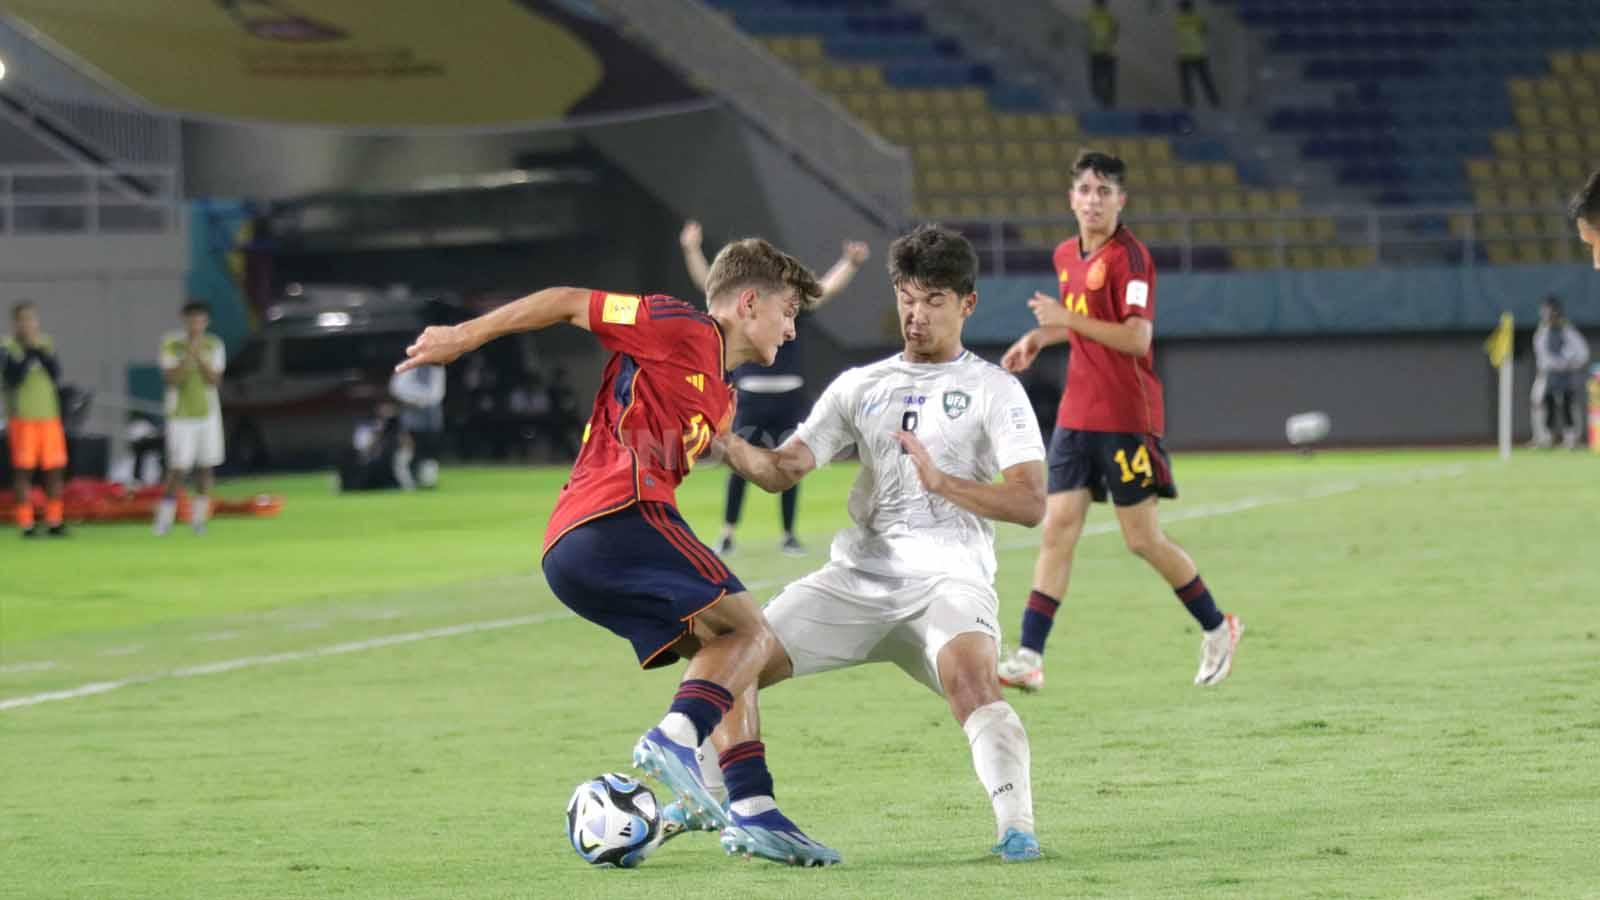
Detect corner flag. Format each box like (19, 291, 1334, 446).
(1484, 312, 1513, 368)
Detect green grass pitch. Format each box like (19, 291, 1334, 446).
(2, 450, 1597, 899)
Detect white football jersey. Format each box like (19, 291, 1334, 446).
(792, 349, 1046, 585)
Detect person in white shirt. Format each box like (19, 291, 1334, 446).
(674, 225, 1047, 865)
(1530, 296, 1590, 450)
(388, 363, 445, 487)
(154, 302, 226, 535)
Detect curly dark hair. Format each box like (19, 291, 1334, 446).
(887, 224, 978, 296)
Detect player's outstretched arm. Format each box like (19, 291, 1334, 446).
(718, 432, 818, 493)
(894, 432, 1046, 527)
(679, 221, 711, 293)
(396, 287, 590, 373)
(814, 240, 870, 306)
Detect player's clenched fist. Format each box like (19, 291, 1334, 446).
(397, 325, 472, 373)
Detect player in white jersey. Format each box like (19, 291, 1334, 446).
(674, 225, 1047, 865)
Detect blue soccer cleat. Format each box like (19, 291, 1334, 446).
(632, 728, 732, 831)
(991, 827, 1042, 862)
(658, 799, 722, 845)
(720, 808, 842, 867)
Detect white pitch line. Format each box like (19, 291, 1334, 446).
(1, 463, 1470, 715)
(0, 661, 57, 674)
(0, 612, 573, 713)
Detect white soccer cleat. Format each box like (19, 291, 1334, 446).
(997, 647, 1044, 693)
(1194, 613, 1243, 686)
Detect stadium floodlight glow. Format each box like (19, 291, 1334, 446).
(316, 312, 352, 328)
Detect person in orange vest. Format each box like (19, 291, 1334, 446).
(3, 301, 69, 537)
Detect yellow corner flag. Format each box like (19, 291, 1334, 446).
(1484, 312, 1513, 367)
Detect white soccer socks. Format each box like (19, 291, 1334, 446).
(153, 497, 178, 535)
(962, 700, 1035, 839)
(698, 738, 729, 805)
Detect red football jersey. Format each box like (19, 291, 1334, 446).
(542, 291, 735, 552)
(1052, 226, 1165, 435)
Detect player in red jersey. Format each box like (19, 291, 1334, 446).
(995, 150, 1243, 691)
(396, 238, 841, 864)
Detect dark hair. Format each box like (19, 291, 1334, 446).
(887, 224, 978, 296)
(1569, 168, 1600, 226)
(1072, 149, 1127, 188)
(705, 238, 823, 309)
(182, 300, 211, 316)
(1541, 295, 1564, 317)
(12, 300, 35, 320)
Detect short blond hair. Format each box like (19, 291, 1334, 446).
(704, 238, 823, 309)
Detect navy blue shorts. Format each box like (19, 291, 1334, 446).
(732, 389, 807, 449)
(1046, 427, 1178, 506)
(542, 502, 745, 669)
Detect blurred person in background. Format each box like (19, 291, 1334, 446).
(1175, 0, 1221, 109)
(679, 219, 870, 556)
(3, 301, 68, 537)
(1530, 296, 1589, 450)
(154, 302, 227, 535)
(1085, 0, 1119, 108)
(389, 362, 445, 487)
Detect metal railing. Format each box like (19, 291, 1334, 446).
(0, 164, 182, 235)
(590, 0, 913, 225)
(966, 206, 1587, 275)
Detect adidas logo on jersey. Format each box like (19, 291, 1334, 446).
(685, 373, 705, 392)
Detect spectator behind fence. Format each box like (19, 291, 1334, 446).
(1530, 296, 1590, 450)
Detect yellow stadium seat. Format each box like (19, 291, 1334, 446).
(1252, 220, 1279, 241)
(1514, 105, 1542, 128)
(1494, 159, 1523, 180)
(1208, 164, 1238, 187)
(1016, 197, 1043, 218)
(1044, 195, 1070, 216)
(1527, 159, 1555, 183)
(1577, 106, 1600, 128)
(1569, 78, 1596, 100)
(1555, 132, 1582, 155)
(1474, 186, 1502, 208)
(1001, 143, 1027, 166)
(1536, 79, 1565, 101)
(1245, 191, 1273, 214)
(764, 38, 793, 59)
(941, 144, 970, 166)
(1504, 187, 1533, 209)
(957, 198, 985, 218)
(1229, 248, 1260, 271)
(1347, 247, 1376, 268)
(1188, 193, 1216, 214)
(1545, 214, 1570, 237)
(995, 116, 1023, 140)
(939, 117, 968, 141)
(874, 91, 902, 115)
(985, 197, 1012, 218)
(1585, 133, 1600, 154)
(1544, 105, 1574, 128)
(979, 170, 1006, 192)
(918, 169, 949, 194)
(909, 118, 937, 142)
(1318, 247, 1347, 268)
(1508, 78, 1536, 100)
(1180, 166, 1207, 188)
(1191, 221, 1220, 243)
(1289, 248, 1319, 269)
(1217, 192, 1244, 214)
(1275, 189, 1301, 210)
(1153, 193, 1186, 214)
(1486, 242, 1517, 265)
(1558, 158, 1585, 181)
(1523, 132, 1552, 155)
(1052, 114, 1079, 137)
(1029, 142, 1057, 166)
(1467, 159, 1494, 181)
(1480, 216, 1509, 238)
(952, 170, 978, 193)
(1516, 241, 1544, 264)
(858, 67, 884, 89)
(1309, 218, 1337, 241)
(1151, 166, 1178, 188)
(1511, 215, 1539, 237)
(1282, 219, 1309, 241)
(1022, 115, 1051, 140)
(1020, 225, 1047, 246)
(1582, 51, 1600, 73)
(1223, 220, 1252, 242)
(900, 91, 929, 114)
(1448, 214, 1471, 237)
(1008, 170, 1037, 193)
(1534, 187, 1563, 208)
(958, 88, 987, 111)
(1491, 132, 1518, 156)
(968, 114, 998, 140)
(843, 94, 873, 117)
(973, 143, 999, 166)
(1144, 140, 1172, 163)
(929, 89, 960, 112)
(1551, 51, 1578, 75)
(927, 198, 958, 219)
(913, 145, 940, 166)
(877, 117, 908, 143)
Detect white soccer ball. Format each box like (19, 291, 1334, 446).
(565, 773, 662, 868)
(1286, 411, 1332, 446)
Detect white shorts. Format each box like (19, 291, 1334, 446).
(166, 417, 225, 470)
(762, 563, 1001, 695)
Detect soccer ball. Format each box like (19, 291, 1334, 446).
(565, 773, 662, 868)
